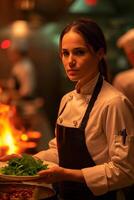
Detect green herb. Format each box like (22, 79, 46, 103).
(0, 154, 48, 176)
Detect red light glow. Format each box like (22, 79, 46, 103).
(1, 39, 11, 49)
(85, 0, 97, 6)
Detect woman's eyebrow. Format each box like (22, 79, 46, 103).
(62, 47, 87, 50)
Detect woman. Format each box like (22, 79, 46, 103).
(1, 18, 134, 200)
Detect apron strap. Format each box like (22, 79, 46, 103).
(80, 74, 103, 130)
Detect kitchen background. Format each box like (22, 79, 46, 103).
(0, 0, 134, 154)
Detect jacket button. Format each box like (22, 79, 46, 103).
(59, 117, 63, 124)
(68, 95, 73, 101)
(73, 120, 78, 127)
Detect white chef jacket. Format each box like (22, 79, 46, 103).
(11, 58, 36, 97)
(35, 74, 134, 196)
(113, 69, 134, 105)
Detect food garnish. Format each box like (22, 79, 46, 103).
(0, 154, 48, 176)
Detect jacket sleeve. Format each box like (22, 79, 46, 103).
(82, 96, 134, 195)
(34, 137, 59, 164)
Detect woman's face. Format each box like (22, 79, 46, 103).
(61, 30, 101, 82)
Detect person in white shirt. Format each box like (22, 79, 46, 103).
(0, 18, 134, 200)
(113, 28, 134, 105)
(6, 42, 36, 100)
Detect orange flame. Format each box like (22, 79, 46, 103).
(0, 104, 19, 155)
(0, 103, 40, 156)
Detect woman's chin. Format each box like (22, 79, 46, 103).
(68, 76, 79, 82)
(69, 78, 78, 82)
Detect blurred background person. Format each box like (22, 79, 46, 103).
(6, 40, 37, 101)
(113, 29, 134, 106)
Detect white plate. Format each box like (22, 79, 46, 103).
(0, 161, 57, 181)
(0, 174, 40, 181)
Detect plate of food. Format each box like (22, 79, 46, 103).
(0, 154, 55, 181)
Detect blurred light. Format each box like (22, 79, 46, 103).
(1, 39, 11, 49)
(15, 0, 35, 10)
(69, 0, 91, 13)
(85, 0, 97, 6)
(21, 133, 28, 141)
(69, 0, 114, 14)
(27, 131, 41, 139)
(11, 20, 30, 38)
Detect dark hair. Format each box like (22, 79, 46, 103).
(59, 18, 108, 81)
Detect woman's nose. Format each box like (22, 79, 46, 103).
(69, 56, 76, 67)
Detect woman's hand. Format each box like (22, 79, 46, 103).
(37, 166, 65, 183)
(37, 165, 85, 184)
(0, 154, 22, 162)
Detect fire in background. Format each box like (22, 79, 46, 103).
(0, 104, 41, 156)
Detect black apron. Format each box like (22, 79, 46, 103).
(56, 75, 117, 200)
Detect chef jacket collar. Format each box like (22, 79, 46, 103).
(75, 73, 100, 95)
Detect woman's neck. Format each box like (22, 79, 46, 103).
(76, 71, 99, 93)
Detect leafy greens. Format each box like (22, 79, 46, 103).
(0, 154, 48, 176)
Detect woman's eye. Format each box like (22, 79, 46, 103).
(62, 51, 69, 57)
(75, 50, 86, 55)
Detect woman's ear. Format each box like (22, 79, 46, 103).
(96, 48, 105, 61)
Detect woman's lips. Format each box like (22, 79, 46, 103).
(67, 70, 79, 76)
